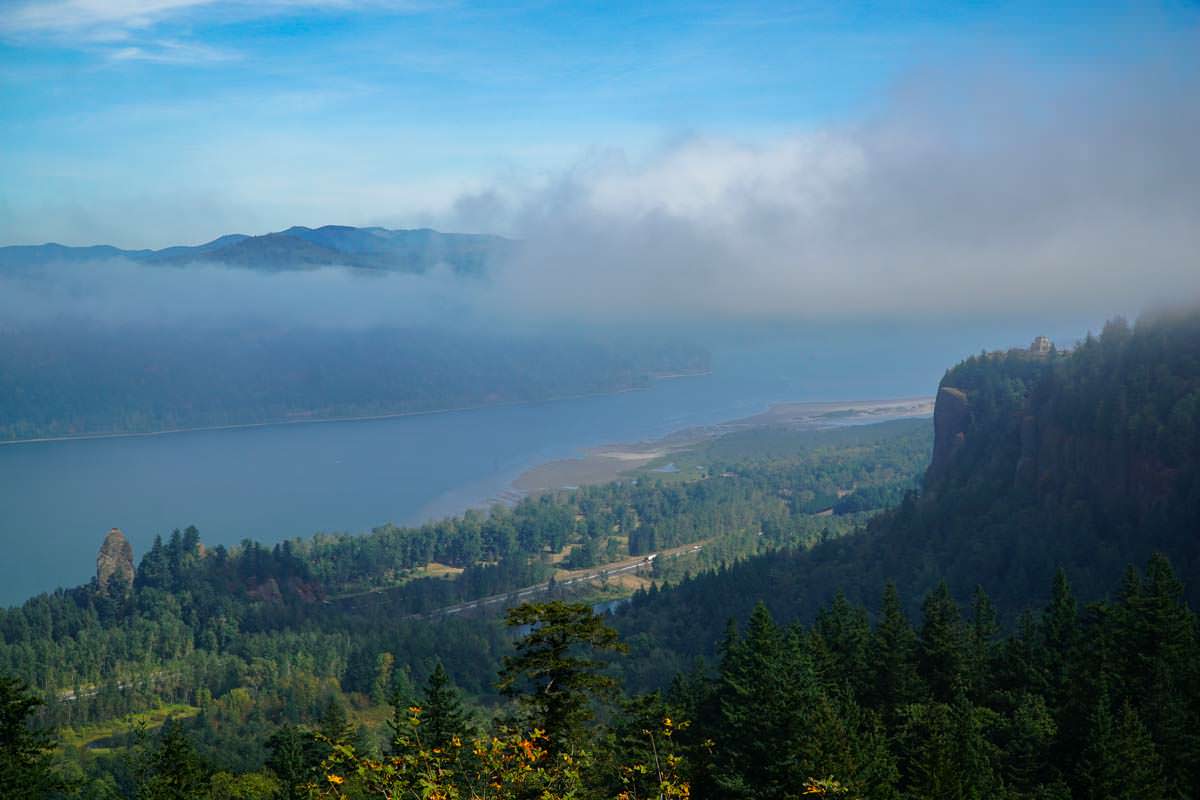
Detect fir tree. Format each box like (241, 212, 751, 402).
(967, 586, 999, 704)
(870, 583, 924, 713)
(419, 662, 472, 752)
(919, 582, 968, 703)
(265, 724, 324, 800)
(139, 718, 208, 800)
(317, 696, 355, 749)
(811, 591, 873, 700)
(1081, 694, 1168, 800)
(0, 675, 62, 800)
(498, 601, 627, 755)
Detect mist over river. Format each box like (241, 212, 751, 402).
(0, 325, 1083, 606)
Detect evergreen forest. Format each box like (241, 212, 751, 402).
(3, 310, 1200, 798)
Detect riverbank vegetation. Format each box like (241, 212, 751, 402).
(4, 311, 1200, 797)
(4, 555, 1198, 799)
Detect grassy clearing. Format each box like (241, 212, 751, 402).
(416, 562, 465, 579)
(61, 703, 199, 752)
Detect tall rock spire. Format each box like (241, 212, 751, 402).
(96, 528, 135, 592)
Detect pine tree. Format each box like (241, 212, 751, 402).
(0, 675, 62, 800)
(1003, 692, 1058, 795)
(870, 583, 924, 714)
(419, 662, 472, 752)
(898, 694, 998, 800)
(317, 696, 355, 749)
(1111, 555, 1200, 795)
(712, 602, 793, 799)
(967, 586, 999, 703)
(265, 724, 323, 800)
(919, 582, 967, 703)
(1080, 694, 1168, 800)
(1040, 569, 1079, 704)
(139, 718, 208, 800)
(812, 591, 872, 700)
(498, 601, 627, 755)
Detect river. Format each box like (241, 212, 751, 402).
(0, 334, 971, 606)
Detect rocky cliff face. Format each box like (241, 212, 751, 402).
(927, 386, 969, 483)
(96, 528, 135, 592)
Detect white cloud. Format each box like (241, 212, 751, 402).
(1, 0, 436, 34)
(2, 0, 220, 34)
(108, 38, 238, 63)
(0, 0, 441, 62)
(450, 60, 1200, 322)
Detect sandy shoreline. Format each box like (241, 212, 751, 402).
(511, 396, 934, 494)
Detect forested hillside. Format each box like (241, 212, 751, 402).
(4, 311, 1200, 798)
(613, 311, 1200, 681)
(0, 419, 929, 748)
(3, 559, 1197, 799)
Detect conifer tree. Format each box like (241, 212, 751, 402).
(317, 696, 355, 749)
(712, 602, 794, 799)
(0, 675, 62, 800)
(919, 581, 968, 703)
(1081, 694, 1168, 800)
(498, 601, 627, 755)
(870, 583, 923, 713)
(967, 586, 999, 703)
(139, 718, 208, 800)
(419, 662, 472, 752)
(265, 724, 323, 800)
(1112, 555, 1200, 795)
(812, 591, 872, 699)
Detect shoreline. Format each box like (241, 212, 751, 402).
(510, 396, 934, 494)
(0, 369, 713, 447)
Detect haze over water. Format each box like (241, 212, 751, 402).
(0, 323, 1094, 607)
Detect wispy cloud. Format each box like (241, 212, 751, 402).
(3, 0, 221, 35)
(0, 0, 440, 62)
(107, 38, 239, 64)
(2, 0, 430, 34)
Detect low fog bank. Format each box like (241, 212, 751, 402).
(5, 56, 1197, 332)
(0, 259, 494, 331)
(450, 56, 1200, 324)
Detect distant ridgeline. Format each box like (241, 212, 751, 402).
(0, 225, 516, 275)
(0, 225, 716, 441)
(614, 311, 1200, 676)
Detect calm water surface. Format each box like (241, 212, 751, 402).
(0, 338, 958, 605)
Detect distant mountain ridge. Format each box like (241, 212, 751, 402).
(0, 225, 515, 275)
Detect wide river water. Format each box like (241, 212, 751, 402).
(0, 335, 971, 606)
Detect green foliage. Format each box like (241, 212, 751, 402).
(612, 312, 1200, 688)
(0, 675, 63, 799)
(135, 718, 210, 800)
(265, 723, 325, 800)
(4, 312, 1200, 797)
(498, 602, 627, 755)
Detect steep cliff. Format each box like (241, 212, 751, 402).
(613, 311, 1200, 655)
(927, 386, 969, 482)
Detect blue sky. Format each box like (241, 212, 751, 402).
(1, 1, 1197, 248)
